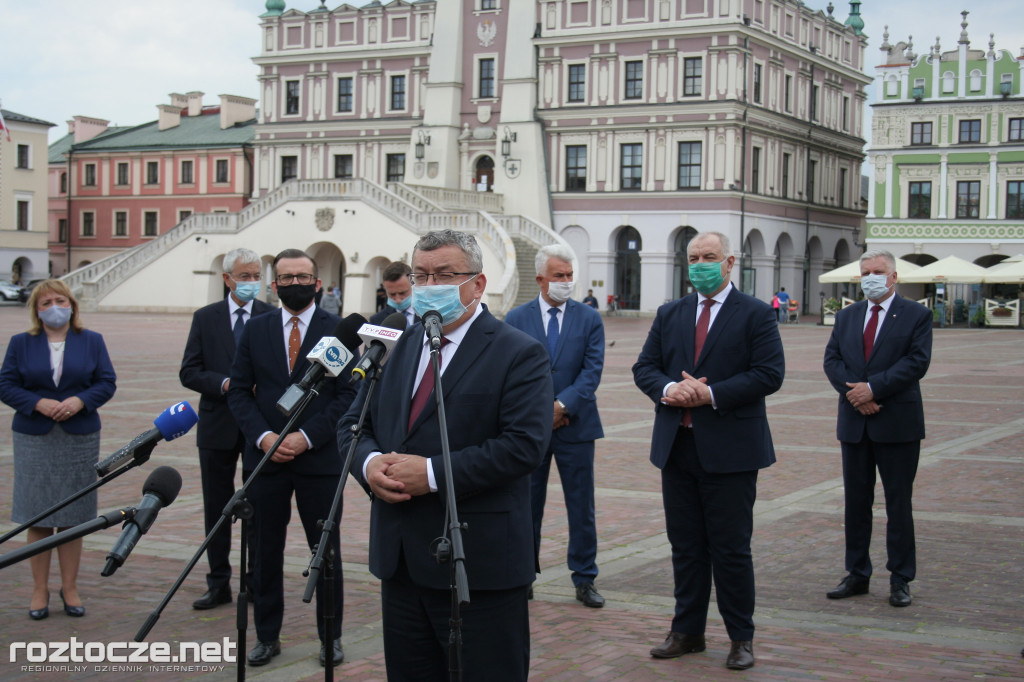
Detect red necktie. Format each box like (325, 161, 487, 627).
(682, 299, 715, 427)
(288, 316, 301, 372)
(863, 304, 882, 361)
(408, 338, 450, 430)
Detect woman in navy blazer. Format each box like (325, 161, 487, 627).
(0, 280, 116, 620)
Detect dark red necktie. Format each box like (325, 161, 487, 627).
(682, 299, 715, 427)
(408, 338, 450, 430)
(863, 304, 882, 361)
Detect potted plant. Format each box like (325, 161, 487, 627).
(822, 297, 840, 326)
(971, 308, 987, 328)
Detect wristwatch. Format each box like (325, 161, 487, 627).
(556, 399, 568, 416)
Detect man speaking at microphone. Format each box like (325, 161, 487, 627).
(339, 229, 552, 681)
(228, 248, 358, 668)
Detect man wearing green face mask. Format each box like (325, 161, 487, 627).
(633, 231, 784, 671)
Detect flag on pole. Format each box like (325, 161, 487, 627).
(0, 105, 11, 142)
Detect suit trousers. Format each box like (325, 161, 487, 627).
(198, 436, 251, 590)
(530, 437, 598, 585)
(840, 438, 920, 584)
(380, 554, 530, 682)
(248, 468, 344, 643)
(662, 428, 757, 641)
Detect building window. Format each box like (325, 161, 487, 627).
(677, 142, 701, 190)
(839, 168, 848, 207)
(624, 61, 643, 100)
(144, 211, 158, 237)
(842, 96, 850, 131)
(568, 64, 586, 102)
(808, 160, 817, 202)
(911, 122, 932, 145)
(479, 58, 495, 98)
(391, 75, 406, 110)
(753, 64, 762, 104)
(82, 212, 95, 237)
(908, 181, 931, 218)
(146, 161, 159, 184)
(178, 210, 192, 223)
(83, 163, 96, 187)
(116, 162, 129, 186)
(811, 85, 819, 121)
(16, 144, 30, 169)
(683, 57, 702, 97)
(337, 77, 353, 112)
(386, 153, 405, 182)
(281, 156, 298, 182)
(620, 143, 642, 190)
(956, 180, 980, 218)
(784, 75, 792, 112)
(481, 0, 496, 8)
(181, 160, 194, 184)
(215, 159, 229, 183)
(1008, 181, 1024, 219)
(1009, 118, 1023, 141)
(959, 119, 981, 143)
(750, 147, 761, 194)
(286, 80, 300, 115)
(60, 172, 67, 193)
(114, 211, 128, 237)
(58, 219, 67, 242)
(17, 200, 29, 230)
(781, 153, 791, 198)
(334, 154, 353, 179)
(565, 145, 587, 191)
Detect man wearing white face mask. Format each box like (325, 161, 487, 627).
(823, 249, 932, 608)
(506, 245, 606, 608)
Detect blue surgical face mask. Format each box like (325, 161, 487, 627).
(386, 295, 413, 312)
(688, 260, 726, 296)
(39, 305, 72, 329)
(412, 275, 478, 325)
(233, 282, 261, 302)
(860, 274, 891, 301)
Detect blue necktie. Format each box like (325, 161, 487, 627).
(547, 308, 560, 359)
(233, 308, 246, 346)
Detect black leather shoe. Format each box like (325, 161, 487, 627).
(192, 586, 232, 610)
(650, 632, 706, 658)
(889, 580, 912, 607)
(575, 582, 605, 608)
(59, 588, 85, 617)
(319, 638, 344, 667)
(28, 594, 49, 621)
(726, 640, 754, 670)
(247, 640, 281, 667)
(826, 575, 869, 599)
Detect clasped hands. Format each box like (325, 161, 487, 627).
(36, 396, 84, 423)
(845, 381, 880, 415)
(661, 371, 711, 408)
(260, 432, 309, 463)
(366, 452, 430, 503)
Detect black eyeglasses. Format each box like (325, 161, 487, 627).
(407, 272, 478, 286)
(275, 274, 316, 286)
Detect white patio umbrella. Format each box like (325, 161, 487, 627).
(818, 257, 921, 283)
(899, 255, 988, 284)
(984, 258, 1024, 283)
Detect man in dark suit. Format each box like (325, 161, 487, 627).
(227, 248, 358, 668)
(505, 244, 606, 607)
(369, 261, 416, 327)
(180, 248, 273, 610)
(338, 229, 552, 681)
(633, 231, 784, 671)
(823, 249, 932, 608)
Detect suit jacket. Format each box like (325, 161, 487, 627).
(227, 306, 358, 475)
(339, 308, 552, 591)
(504, 297, 604, 443)
(0, 329, 116, 435)
(632, 286, 784, 473)
(369, 307, 418, 327)
(179, 298, 274, 450)
(823, 294, 932, 444)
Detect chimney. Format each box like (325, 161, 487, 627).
(218, 94, 258, 129)
(169, 92, 188, 109)
(186, 91, 204, 117)
(67, 115, 110, 143)
(157, 104, 183, 130)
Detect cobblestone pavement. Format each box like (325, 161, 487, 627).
(0, 307, 1021, 681)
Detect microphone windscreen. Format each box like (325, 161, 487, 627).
(142, 465, 183, 506)
(336, 313, 368, 352)
(381, 311, 408, 332)
(153, 401, 198, 441)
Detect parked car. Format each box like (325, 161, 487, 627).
(0, 280, 21, 301)
(17, 279, 46, 303)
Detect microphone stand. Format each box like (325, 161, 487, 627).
(0, 508, 134, 570)
(302, 368, 380, 682)
(0, 441, 156, 546)
(425, 339, 470, 682)
(134, 382, 324, 682)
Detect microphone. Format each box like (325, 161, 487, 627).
(101, 466, 182, 576)
(276, 314, 365, 416)
(95, 402, 199, 476)
(422, 310, 444, 351)
(351, 312, 407, 381)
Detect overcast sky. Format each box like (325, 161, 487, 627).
(2, 1, 1021, 142)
